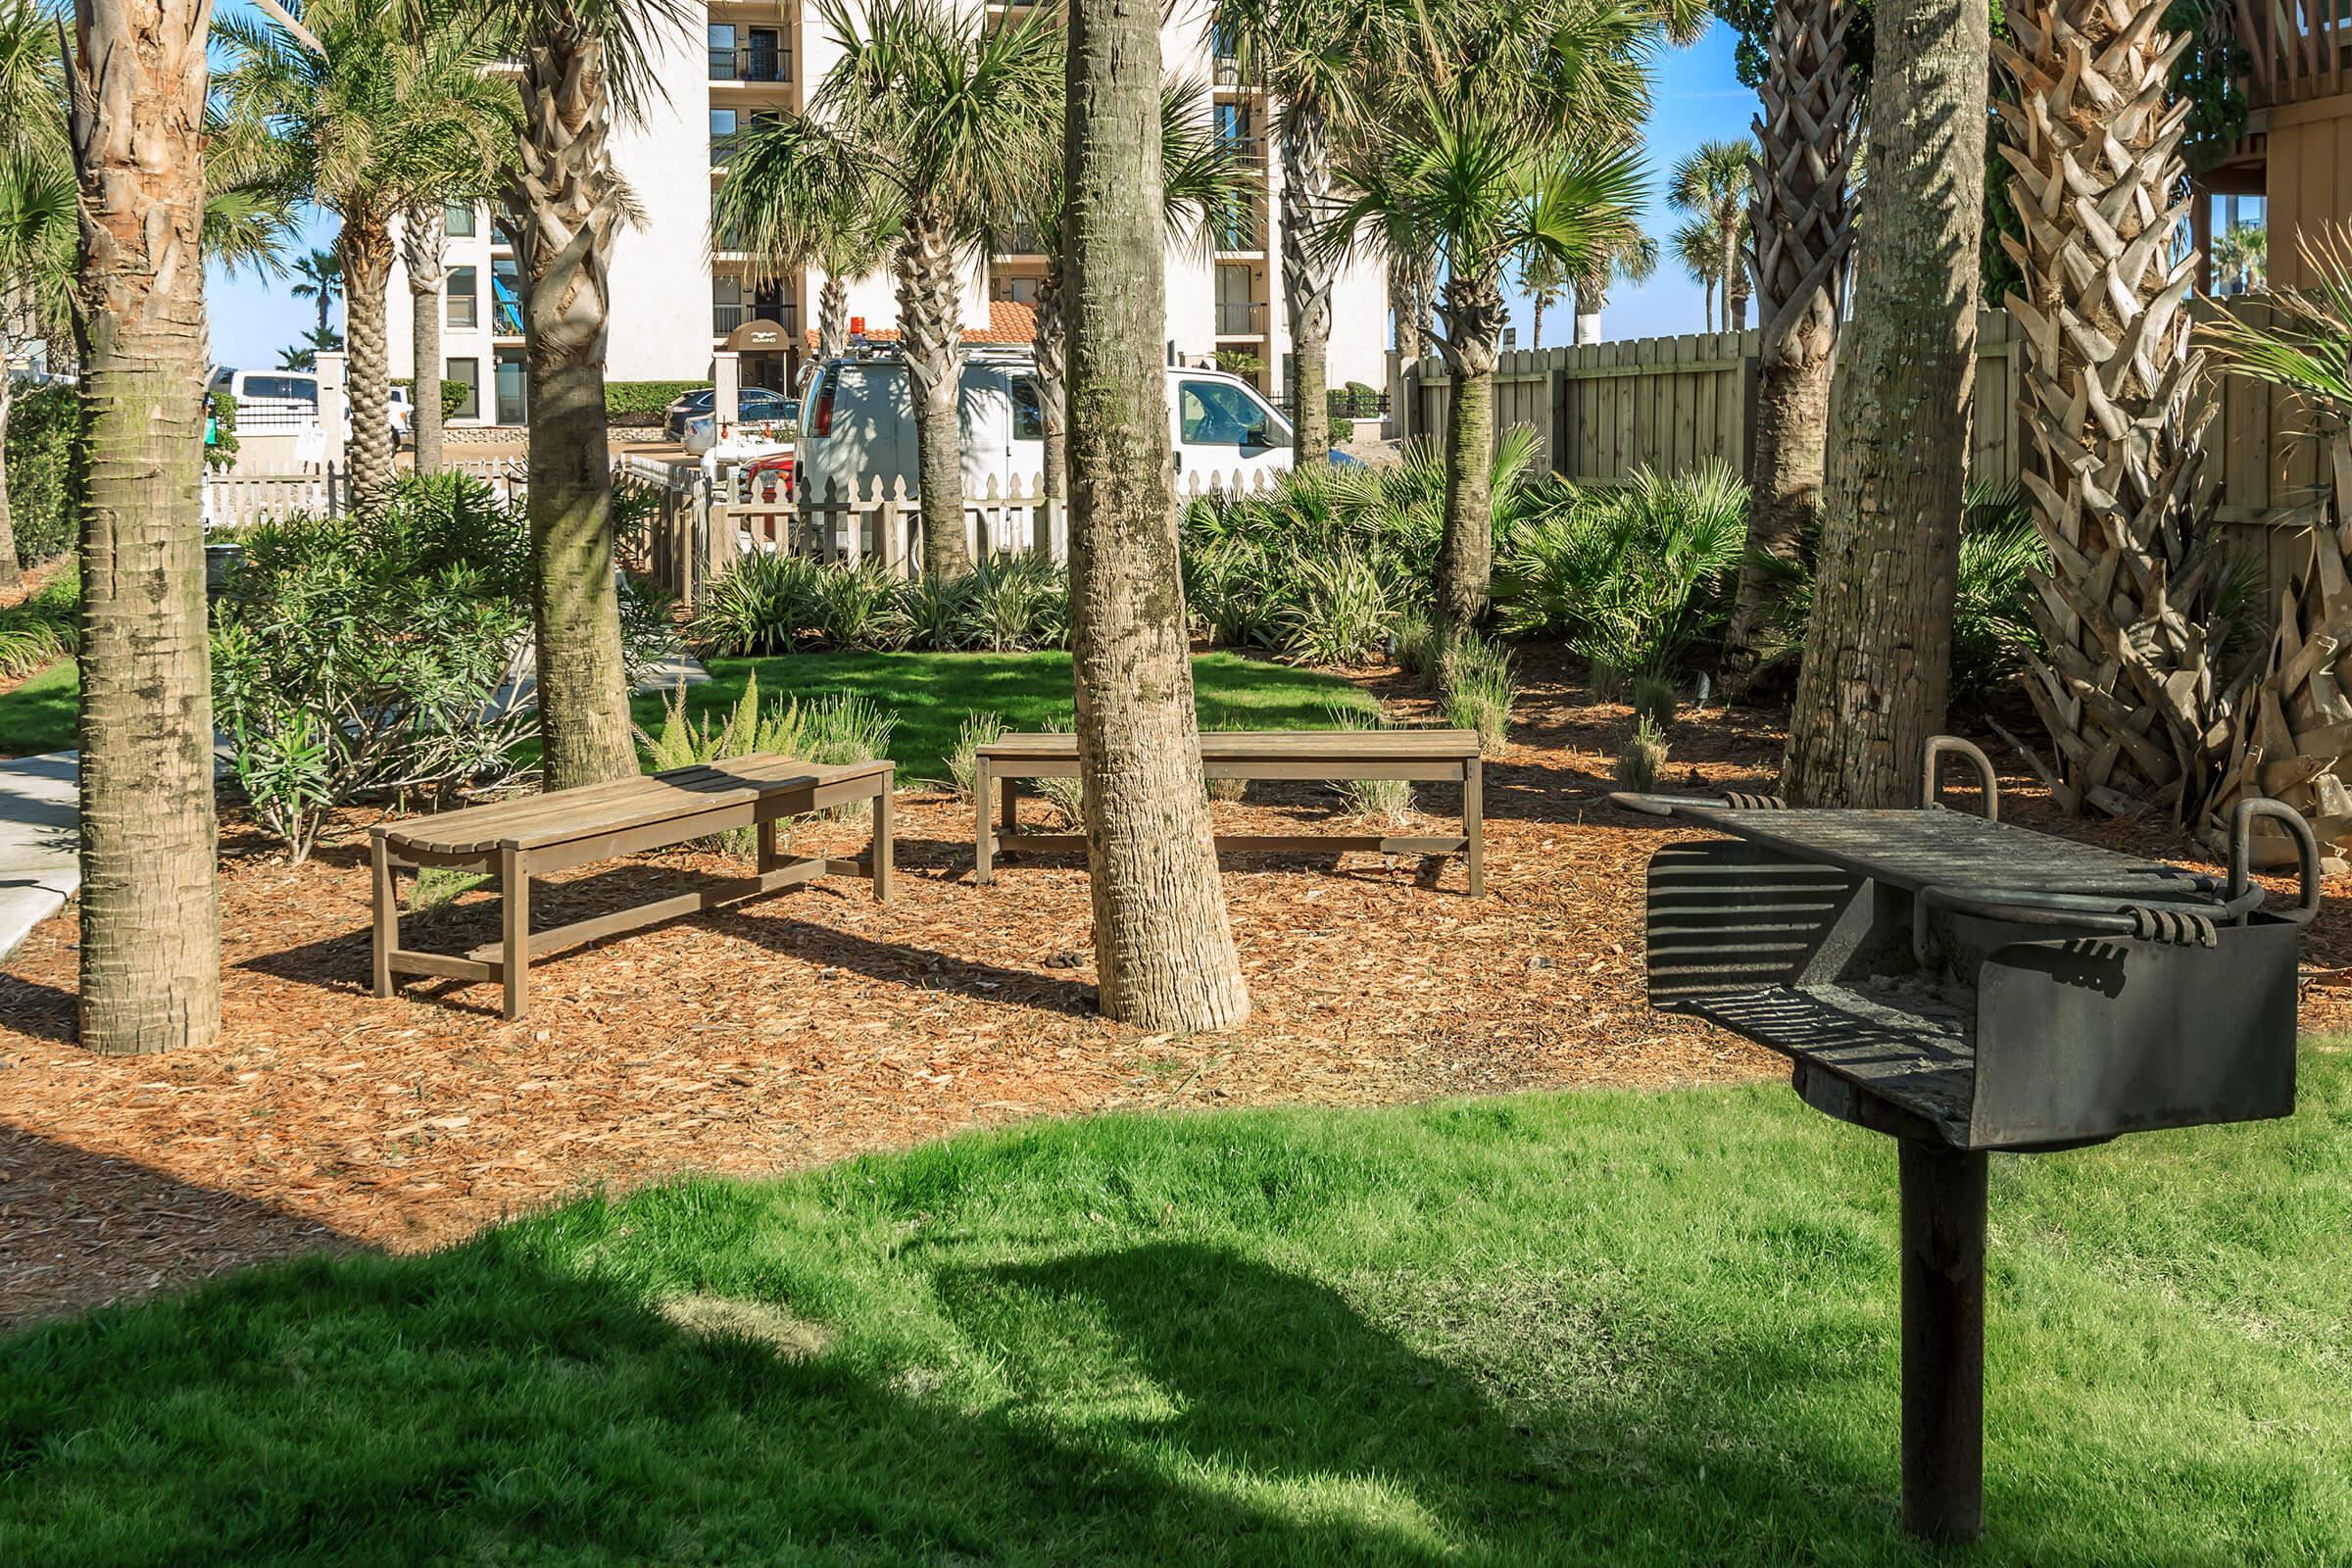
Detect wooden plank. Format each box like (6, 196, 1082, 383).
(995, 832, 1470, 858)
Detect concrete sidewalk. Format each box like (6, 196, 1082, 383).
(0, 753, 77, 961)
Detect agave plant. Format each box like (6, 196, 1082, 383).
(810, 563, 911, 652)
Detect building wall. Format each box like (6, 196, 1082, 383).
(389, 0, 1391, 422)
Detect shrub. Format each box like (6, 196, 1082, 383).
(801, 692, 898, 819)
(1321, 700, 1412, 821)
(0, 564, 75, 678)
(213, 474, 666, 861)
(694, 551, 826, 656)
(901, 570, 976, 652)
(959, 555, 1069, 652)
(1614, 715, 1669, 793)
(1443, 632, 1517, 756)
(5, 383, 79, 569)
(1392, 606, 1440, 681)
(947, 710, 1006, 801)
(1630, 671, 1678, 727)
(635, 670, 812, 854)
(690, 554, 1073, 657)
(205, 390, 240, 473)
(1279, 548, 1394, 666)
(606, 380, 707, 426)
(811, 563, 909, 652)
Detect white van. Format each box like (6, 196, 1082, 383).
(209, 367, 321, 430)
(794, 351, 1309, 505)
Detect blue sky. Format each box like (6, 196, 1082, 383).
(205, 19, 1757, 368)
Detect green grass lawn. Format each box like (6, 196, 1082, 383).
(0, 659, 75, 757)
(636, 650, 1373, 781)
(5, 1051, 2346, 1565)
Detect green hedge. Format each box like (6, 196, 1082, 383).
(606, 380, 706, 425)
(5, 384, 80, 569)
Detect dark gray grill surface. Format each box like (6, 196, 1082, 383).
(1670, 806, 2202, 898)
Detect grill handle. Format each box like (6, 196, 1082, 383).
(1920, 736, 1998, 821)
(2227, 799, 2324, 926)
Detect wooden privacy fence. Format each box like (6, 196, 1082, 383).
(1400, 301, 2333, 610)
(618, 457, 1287, 604)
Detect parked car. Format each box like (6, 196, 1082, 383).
(208, 366, 320, 430)
(681, 388, 800, 456)
(795, 350, 1332, 503)
(666, 386, 795, 445)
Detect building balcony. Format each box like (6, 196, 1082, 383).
(1215, 300, 1268, 336)
(1213, 218, 1266, 254)
(491, 301, 524, 337)
(1216, 138, 1270, 173)
(709, 44, 791, 84)
(713, 301, 797, 337)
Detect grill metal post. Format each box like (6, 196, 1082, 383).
(1899, 1137, 1986, 1543)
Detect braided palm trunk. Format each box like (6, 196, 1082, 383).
(512, 31, 636, 788)
(816, 272, 850, 361)
(1279, 102, 1333, 466)
(1723, 0, 1855, 696)
(1033, 262, 1067, 518)
(896, 201, 973, 578)
(1994, 1, 2222, 835)
(401, 202, 447, 474)
(339, 212, 396, 514)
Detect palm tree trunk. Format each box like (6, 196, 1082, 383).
(68, 0, 221, 1054)
(1389, 257, 1421, 364)
(1530, 294, 1544, 351)
(1063, 0, 1249, 1032)
(1279, 101, 1333, 467)
(513, 31, 637, 789)
(817, 272, 849, 361)
(1034, 261, 1067, 518)
(1782, 0, 1988, 809)
(340, 213, 395, 513)
(1723, 0, 1855, 698)
(0, 372, 20, 593)
(1434, 271, 1505, 638)
(402, 202, 447, 475)
(896, 203, 972, 577)
(1575, 274, 1606, 345)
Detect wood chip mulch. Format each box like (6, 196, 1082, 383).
(6, 650, 2350, 1329)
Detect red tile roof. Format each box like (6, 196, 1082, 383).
(802, 299, 1037, 352)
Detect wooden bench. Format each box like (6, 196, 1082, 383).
(370, 755, 895, 1020)
(972, 729, 1484, 896)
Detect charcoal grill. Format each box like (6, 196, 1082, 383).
(1616, 736, 2318, 1541)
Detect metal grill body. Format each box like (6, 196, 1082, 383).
(1620, 753, 2313, 1543)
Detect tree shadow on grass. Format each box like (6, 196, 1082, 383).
(0, 1224, 1941, 1567)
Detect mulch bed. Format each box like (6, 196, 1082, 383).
(6, 648, 2350, 1328)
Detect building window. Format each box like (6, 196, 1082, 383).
(446, 266, 477, 328)
(491, 258, 522, 334)
(708, 22, 737, 79)
(444, 200, 476, 238)
(713, 276, 745, 336)
(494, 349, 527, 424)
(445, 357, 480, 420)
(710, 108, 738, 162)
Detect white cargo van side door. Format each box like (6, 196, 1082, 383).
(1171, 375, 1292, 488)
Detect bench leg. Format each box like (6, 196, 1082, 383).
(872, 783, 894, 903)
(999, 773, 1020, 844)
(1464, 757, 1485, 898)
(500, 845, 530, 1021)
(974, 757, 994, 885)
(757, 814, 781, 875)
(371, 836, 398, 998)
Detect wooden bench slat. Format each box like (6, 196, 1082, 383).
(976, 728, 1482, 762)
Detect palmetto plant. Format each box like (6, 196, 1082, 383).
(1670, 213, 1720, 329)
(1669, 138, 1753, 331)
(214, 0, 517, 514)
(1327, 0, 1646, 642)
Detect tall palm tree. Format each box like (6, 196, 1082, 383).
(287, 244, 341, 338)
(709, 114, 901, 368)
(1992, 0, 2222, 834)
(466, 0, 690, 788)
(1669, 138, 1752, 331)
(215, 0, 516, 514)
(1328, 0, 1646, 638)
(1783, 0, 1988, 815)
(802, 0, 1060, 578)
(1721, 0, 1856, 697)
(1066, 0, 1250, 1031)
(1671, 214, 1719, 329)
(400, 201, 447, 471)
(1521, 247, 1566, 349)
(1568, 226, 1655, 344)
(66, 0, 221, 1053)
(1212, 0, 1374, 469)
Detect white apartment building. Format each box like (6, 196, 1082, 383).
(385, 0, 1389, 426)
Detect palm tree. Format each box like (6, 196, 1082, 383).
(1721, 0, 1857, 697)
(65, 0, 222, 1053)
(400, 201, 447, 471)
(2213, 220, 2265, 294)
(1327, 1, 1646, 637)
(214, 0, 516, 515)
(466, 0, 691, 789)
(1066, 0, 1250, 1031)
(1783, 0, 1989, 815)
(1989, 0, 2224, 834)
(1671, 215, 1720, 335)
(1213, 0, 1375, 469)
(797, 0, 1061, 578)
(1521, 248, 1566, 349)
(1568, 226, 1655, 344)
(710, 118, 901, 367)
(287, 244, 341, 338)
(1669, 139, 1753, 331)
(0, 0, 72, 593)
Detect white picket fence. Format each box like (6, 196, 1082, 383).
(617, 458, 1288, 605)
(201, 458, 529, 530)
